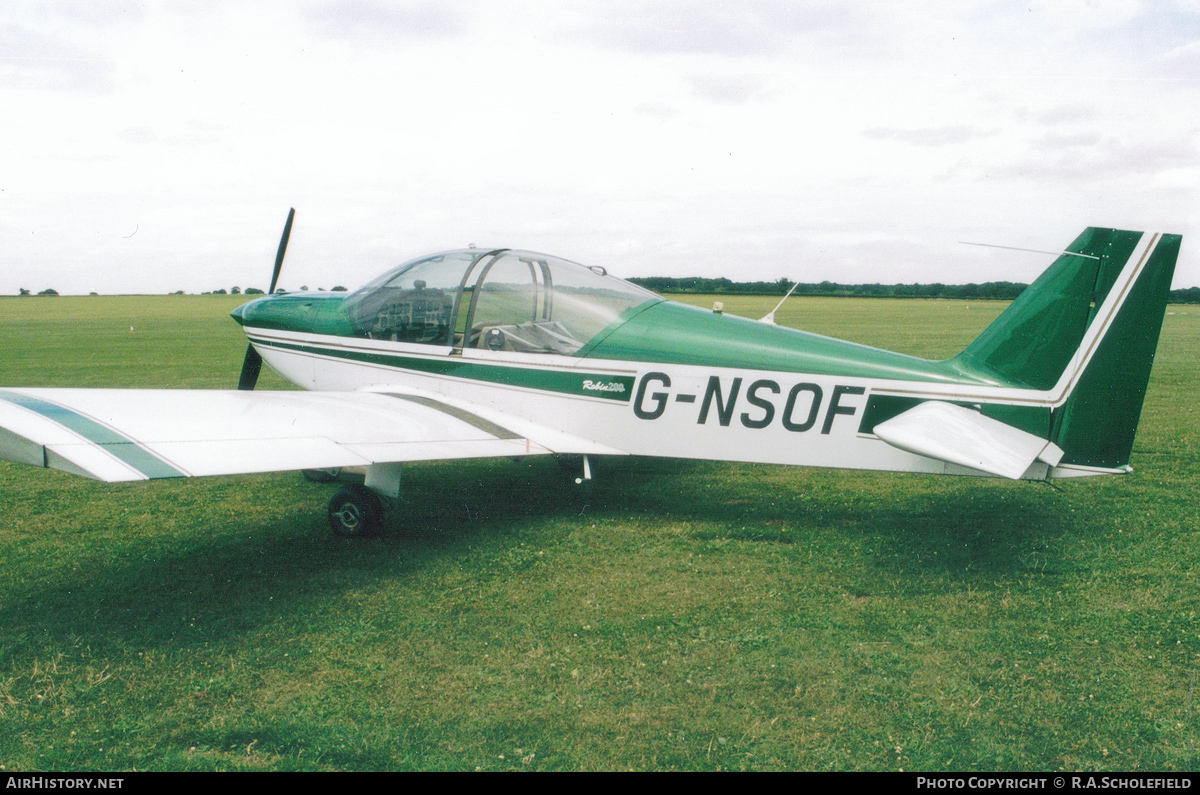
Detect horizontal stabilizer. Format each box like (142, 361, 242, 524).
(874, 401, 1063, 480)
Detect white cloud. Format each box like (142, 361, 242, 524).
(1157, 38, 1200, 74)
(305, 0, 469, 41)
(862, 125, 998, 147)
(0, 20, 117, 93)
(557, 1, 862, 57)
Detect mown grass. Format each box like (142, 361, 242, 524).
(0, 294, 1196, 771)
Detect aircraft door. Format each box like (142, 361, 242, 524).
(463, 253, 599, 356)
(464, 253, 546, 352)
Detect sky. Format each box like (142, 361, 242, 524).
(3, 0, 1199, 295)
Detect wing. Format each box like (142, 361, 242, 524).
(873, 400, 1064, 480)
(0, 388, 556, 482)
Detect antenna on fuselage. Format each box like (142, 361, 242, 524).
(760, 252, 822, 326)
(759, 279, 802, 326)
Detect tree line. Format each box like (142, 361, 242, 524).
(628, 276, 1200, 304)
(11, 282, 1200, 303)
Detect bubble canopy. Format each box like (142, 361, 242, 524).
(342, 249, 659, 354)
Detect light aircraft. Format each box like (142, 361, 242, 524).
(0, 211, 1181, 537)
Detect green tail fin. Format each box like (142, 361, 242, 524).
(1052, 233, 1180, 468)
(953, 228, 1180, 469)
(954, 228, 1144, 390)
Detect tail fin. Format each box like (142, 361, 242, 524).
(953, 228, 1180, 469)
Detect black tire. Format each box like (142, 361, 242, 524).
(327, 485, 383, 538)
(303, 468, 342, 483)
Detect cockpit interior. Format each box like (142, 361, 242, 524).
(341, 249, 658, 355)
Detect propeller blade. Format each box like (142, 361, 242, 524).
(269, 207, 295, 295)
(237, 344, 263, 391)
(238, 208, 294, 390)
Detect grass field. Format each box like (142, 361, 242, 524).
(0, 293, 1197, 771)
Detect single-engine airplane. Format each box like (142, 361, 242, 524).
(0, 211, 1181, 536)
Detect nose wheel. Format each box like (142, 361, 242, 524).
(327, 485, 383, 537)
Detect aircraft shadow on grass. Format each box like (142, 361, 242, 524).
(1, 456, 1079, 652)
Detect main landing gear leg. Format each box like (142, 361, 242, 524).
(556, 454, 595, 486)
(574, 455, 592, 485)
(326, 463, 402, 538)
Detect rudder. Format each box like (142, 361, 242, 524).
(1051, 233, 1180, 468)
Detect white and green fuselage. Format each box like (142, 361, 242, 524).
(231, 228, 1179, 482)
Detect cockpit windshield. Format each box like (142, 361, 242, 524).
(343, 249, 658, 354)
(343, 251, 482, 345)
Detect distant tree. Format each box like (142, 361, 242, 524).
(172, 290, 185, 295)
(300, 285, 309, 291)
(274, 288, 287, 295)
(627, 276, 1036, 300)
(38, 288, 58, 296)
(89, 291, 98, 296)
(1170, 287, 1200, 304)
(243, 287, 263, 295)
(212, 288, 227, 295)
(331, 286, 347, 292)
(230, 286, 241, 295)
(18, 288, 30, 296)
(318, 287, 326, 291)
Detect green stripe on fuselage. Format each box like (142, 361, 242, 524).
(0, 391, 186, 479)
(250, 338, 637, 401)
